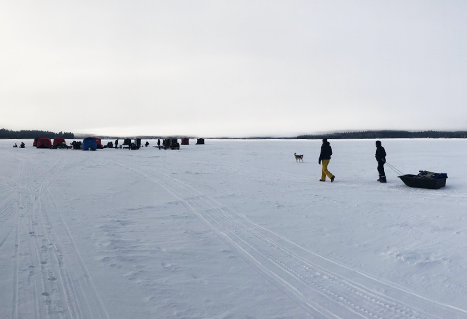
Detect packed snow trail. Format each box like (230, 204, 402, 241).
(0, 152, 110, 319)
(118, 161, 467, 319)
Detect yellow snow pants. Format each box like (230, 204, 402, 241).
(321, 159, 334, 180)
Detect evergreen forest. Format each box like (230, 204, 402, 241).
(0, 129, 74, 139)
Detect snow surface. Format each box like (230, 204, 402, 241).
(1, 138, 467, 319)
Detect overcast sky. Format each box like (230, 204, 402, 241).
(1, 1, 466, 137)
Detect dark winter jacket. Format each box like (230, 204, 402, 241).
(375, 146, 386, 163)
(319, 142, 332, 162)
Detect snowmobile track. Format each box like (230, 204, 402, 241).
(6, 155, 111, 319)
(120, 162, 467, 319)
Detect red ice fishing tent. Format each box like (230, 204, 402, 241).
(181, 138, 189, 145)
(36, 138, 52, 148)
(53, 138, 65, 147)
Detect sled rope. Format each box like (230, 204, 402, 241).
(386, 162, 404, 176)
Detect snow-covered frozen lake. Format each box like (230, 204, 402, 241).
(1, 138, 467, 319)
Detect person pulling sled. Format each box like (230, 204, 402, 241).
(375, 140, 386, 183)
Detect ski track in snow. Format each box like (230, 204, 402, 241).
(1, 153, 110, 319)
(117, 160, 467, 319)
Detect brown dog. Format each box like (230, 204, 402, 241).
(294, 153, 303, 162)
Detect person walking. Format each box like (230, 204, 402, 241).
(375, 140, 386, 183)
(319, 138, 335, 182)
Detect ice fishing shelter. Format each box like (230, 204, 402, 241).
(196, 138, 205, 145)
(129, 139, 141, 150)
(91, 137, 103, 149)
(36, 138, 52, 148)
(162, 139, 180, 150)
(72, 141, 82, 149)
(53, 138, 65, 146)
(82, 138, 97, 151)
(134, 139, 141, 148)
(181, 138, 189, 145)
(122, 139, 132, 149)
(52, 138, 67, 149)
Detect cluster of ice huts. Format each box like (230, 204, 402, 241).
(32, 137, 205, 151)
(34, 137, 70, 149)
(159, 138, 204, 149)
(33, 137, 103, 150)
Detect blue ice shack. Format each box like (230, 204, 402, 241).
(82, 137, 97, 151)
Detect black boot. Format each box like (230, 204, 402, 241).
(379, 176, 387, 183)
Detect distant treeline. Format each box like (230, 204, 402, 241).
(0, 129, 74, 139)
(297, 130, 467, 139)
